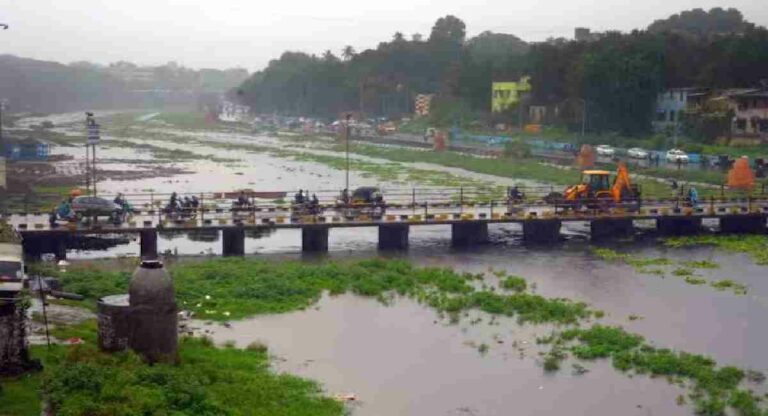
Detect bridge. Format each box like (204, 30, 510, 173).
(3, 187, 767, 260)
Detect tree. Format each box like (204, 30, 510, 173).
(648, 7, 755, 36)
(429, 15, 466, 45)
(322, 50, 338, 62)
(392, 32, 405, 43)
(342, 45, 356, 61)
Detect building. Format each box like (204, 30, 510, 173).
(653, 88, 707, 133)
(1, 138, 50, 161)
(726, 89, 768, 137)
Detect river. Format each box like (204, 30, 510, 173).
(19, 112, 768, 415)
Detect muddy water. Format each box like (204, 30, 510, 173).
(205, 293, 686, 416)
(27, 114, 768, 414)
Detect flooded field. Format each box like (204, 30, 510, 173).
(15, 113, 768, 415)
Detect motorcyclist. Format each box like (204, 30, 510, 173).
(310, 193, 320, 214)
(169, 192, 178, 210)
(340, 188, 349, 204)
(295, 189, 305, 204)
(509, 186, 523, 202)
(190, 195, 200, 209)
(57, 199, 73, 220)
(237, 191, 250, 207)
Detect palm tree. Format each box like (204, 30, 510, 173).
(342, 45, 356, 61)
(322, 50, 337, 62)
(392, 32, 405, 43)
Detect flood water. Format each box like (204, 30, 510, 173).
(22, 113, 768, 415)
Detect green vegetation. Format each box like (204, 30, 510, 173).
(665, 235, 768, 266)
(0, 221, 20, 243)
(0, 325, 343, 416)
(539, 325, 763, 415)
(500, 275, 527, 292)
(591, 248, 746, 295)
(38, 258, 590, 324)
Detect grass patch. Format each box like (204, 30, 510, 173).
(543, 325, 762, 414)
(682, 260, 720, 269)
(41, 258, 590, 325)
(665, 235, 768, 266)
(499, 275, 527, 293)
(1, 326, 343, 416)
(710, 280, 748, 295)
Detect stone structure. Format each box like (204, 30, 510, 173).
(451, 222, 489, 246)
(128, 260, 178, 363)
(0, 282, 38, 375)
(97, 261, 178, 363)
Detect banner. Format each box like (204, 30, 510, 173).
(491, 76, 531, 113)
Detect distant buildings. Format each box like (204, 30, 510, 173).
(654, 85, 768, 142)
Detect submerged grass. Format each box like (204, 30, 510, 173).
(38, 258, 590, 324)
(0, 326, 343, 416)
(539, 325, 764, 415)
(590, 248, 745, 295)
(665, 235, 768, 266)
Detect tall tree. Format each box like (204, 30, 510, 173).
(342, 46, 356, 61)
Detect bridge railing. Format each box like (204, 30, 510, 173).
(4, 185, 768, 218)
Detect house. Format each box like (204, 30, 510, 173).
(653, 88, 706, 132)
(726, 89, 768, 137)
(1, 138, 50, 161)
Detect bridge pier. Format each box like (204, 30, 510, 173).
(302, 225, 329, 252)
(53, 237, 67, 261)
(451, 222, 488, 247)
(719, 214, 767, 234)
(140, 230, 158, 259)
(523, 219, 562, 244)
(222, 228, 245, 256)
(378, 224, 409, 250)
(590, 218, 635, 241)
(656, 217, 702, 235)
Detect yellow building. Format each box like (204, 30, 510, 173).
(491, 77, 531, 113)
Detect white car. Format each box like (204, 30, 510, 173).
(666, 149, 689, 163)
(596, 145, 615, 156)
(628, 147, 649, 159)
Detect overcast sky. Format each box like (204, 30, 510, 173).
(1, 0, 766, 71)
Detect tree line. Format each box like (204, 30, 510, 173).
(236, 8, 768, 136)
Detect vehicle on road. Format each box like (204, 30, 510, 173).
(666, 149, 689, 163)
(545, 163, 641, 211)
(596, 145, 615, 156)
(340, 186, 386, 218)
(71, 196, 126, 223)
(627, 147, 649, 159)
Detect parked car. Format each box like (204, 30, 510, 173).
(71, 196, 125, 223)
(596, 145, 615, 156)
(666, 149, 689, 163)
(628, 147, 649, 159)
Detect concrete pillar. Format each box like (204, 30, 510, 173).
(128, 260, 178, 364)
(53, 236, 67, 261)
(0, 283, 38, 375)
(656, 217, 702, 235)
(719, 214, 767, 234)
(222, 227, 245, 256)
(451, 222, 489, 247)
(590, 218, 635, 241)
(378, 224, 409, 250)
(21, 234, 42, 261)
(140, 229, 158, 259)
(97, 294, 131, 352)
(302, 225, 329, 252)
(523, 219, 562, 244)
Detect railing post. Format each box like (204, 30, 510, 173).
(200, 193, 205, 222)
(24, 193, 29, 215)
(412, 188, 416, 213)
(150, 192, 154, 209)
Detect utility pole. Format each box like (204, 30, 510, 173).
(345, 113, 352, 192)
(85, 112, 100, 196)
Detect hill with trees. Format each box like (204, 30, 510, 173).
(236, 9, 767, 136)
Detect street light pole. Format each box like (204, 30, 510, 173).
(345, 113, 352, 192)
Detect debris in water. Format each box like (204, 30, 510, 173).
(333, 393, 357, 402)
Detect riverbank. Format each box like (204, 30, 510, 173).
(5, 251, 768, 415)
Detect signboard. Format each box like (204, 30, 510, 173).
(87, 124, 100, 145)
(414, 94, 433, 117)
(491, 76, 531, 113)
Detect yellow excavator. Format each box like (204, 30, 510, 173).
(546, 163, 641, 210)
